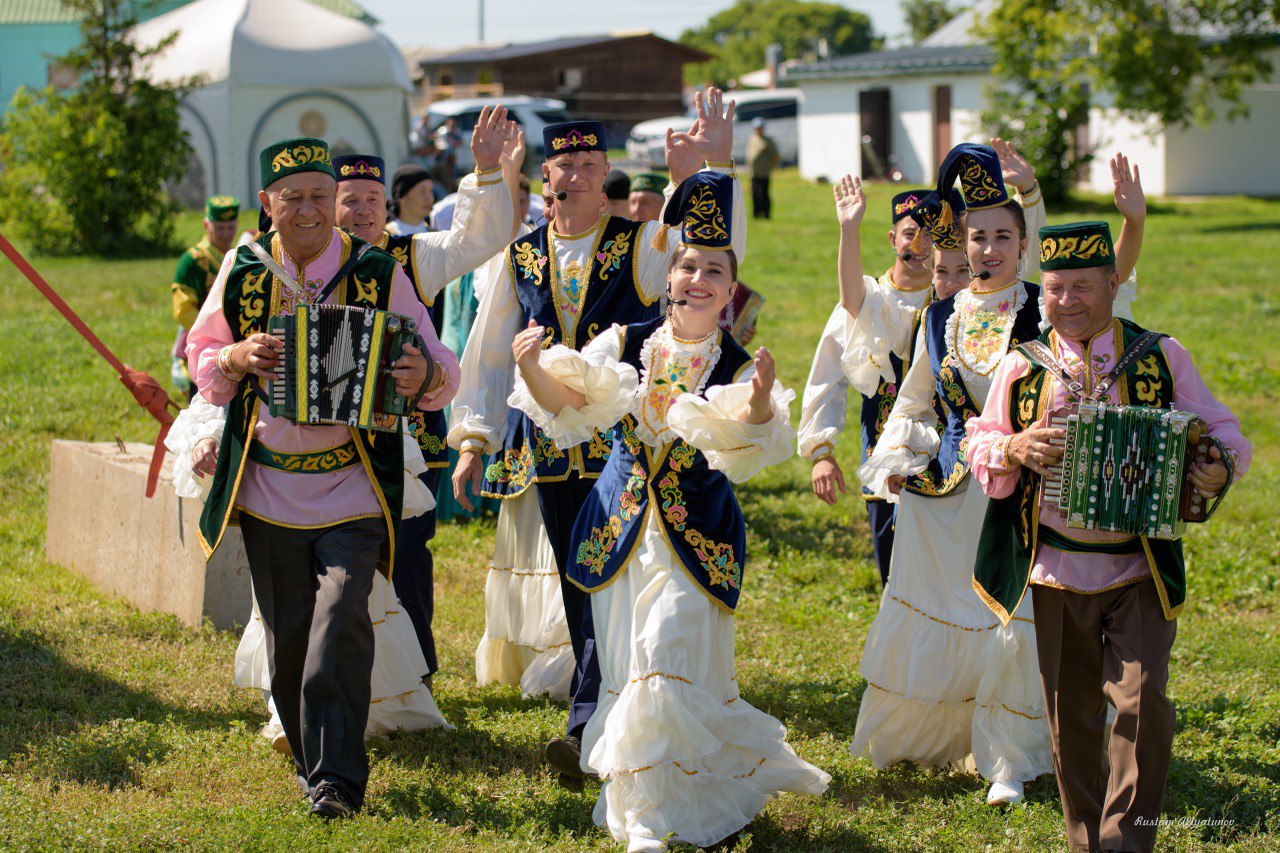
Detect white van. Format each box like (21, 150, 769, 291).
(625, 89, 801, 169)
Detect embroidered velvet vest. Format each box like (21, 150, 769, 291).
(856, 279, 945, 500)
(905, 281, 1042, 498)
(483, 216, 659, 498)
(379, 232, 448, 467)
(566, 317, 753, 613)
(972, 318, 1192, 623)
(198, 231, 406, 576)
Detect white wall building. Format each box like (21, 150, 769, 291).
(785, 4, 1280, 196)
(132, 0, 411, 207)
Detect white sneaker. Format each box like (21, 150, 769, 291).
(987, 779, 1024, 806)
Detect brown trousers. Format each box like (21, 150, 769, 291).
(1032, 580, 1177, 853)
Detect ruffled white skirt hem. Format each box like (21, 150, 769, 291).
(584, 514, 829, 849)
(850, 480, 1052, 783)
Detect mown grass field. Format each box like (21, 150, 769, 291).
(0, 173, 1276, 850)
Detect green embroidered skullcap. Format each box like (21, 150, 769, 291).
(630, 172, 667, 196)
(205, 195, 240, 222)
(1039, 221, 1114, 271)
(259, 137, 335, 190)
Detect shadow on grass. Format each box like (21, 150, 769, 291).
(740, 480, 871, 565)
(0, 620, 243, 787)
(740, 675, 863, 742)
(1165, 694, 1280, 845)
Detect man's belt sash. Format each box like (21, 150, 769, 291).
(1036, 525, 1143, 555)
(248, 439, 361, 473)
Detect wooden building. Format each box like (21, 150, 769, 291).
(418, 31, 712, 142)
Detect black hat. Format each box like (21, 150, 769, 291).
(604, 169, 631, 201)
(542, 120, 608, 156)
(333, 154, 386, 185)
(908, 188, 965, 251)
(389, 165, 433, 218)
(661, 171, 733, 251)
(891, 190, 927, 224)
(937, 142, 1009, 211)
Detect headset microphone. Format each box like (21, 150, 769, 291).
(554, 191, 568, 201)
(896, 252, 916, 262)
(975, 270, 992, 280)
(666, 286, 689, 306)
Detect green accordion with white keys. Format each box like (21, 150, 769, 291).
(264, 303, 426, 433)
(1041, 401, 1215, 540)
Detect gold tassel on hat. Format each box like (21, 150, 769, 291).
(651, 224, 670, 253)
(909, 228, 926, 255)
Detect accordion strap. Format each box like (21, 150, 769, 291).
(247, 239, 373, 306)
(1019, 329, 1165, 402)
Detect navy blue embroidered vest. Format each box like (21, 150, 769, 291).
(379, 232, 448, 467)
(483, 216, 659, 498)
(856, 282, 946, 500)
(567, 317, 753, 613)
(905, 280, 1042, 497)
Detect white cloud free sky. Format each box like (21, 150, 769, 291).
(359, 0, 909, 51)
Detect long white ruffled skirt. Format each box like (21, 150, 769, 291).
(850, 477, 1051, 783)
(474, 490, 574, 700)
(583, 512, 830, 852)
(235, 571, 452, 737)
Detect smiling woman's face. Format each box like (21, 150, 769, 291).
(667, 246, 737, 320)
(964, 205, 1026, 287)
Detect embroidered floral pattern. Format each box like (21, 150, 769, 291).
(945, 284, 1027, 390)
(636, 325, 719, 446)
(596, 231, 630, 281)
(587, 429, 612, 459)
(576, 462, 646, 574)
(668, 442, 696, 472)
(558, 259, 587, 318)
(514, 242, 546, 287)
(656, 470, 741, 589)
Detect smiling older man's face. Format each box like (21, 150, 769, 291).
(1043, 265, 1121, 342)
(335, 179, 387, 245)
(260, 171, 335, 260)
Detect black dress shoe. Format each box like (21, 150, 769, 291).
(309, 782, 356, 819)
(555, 771, 585, 793)
(546, 735, 585, 779)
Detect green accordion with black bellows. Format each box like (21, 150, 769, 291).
(263, 303, 428, 433)
(1041, 401, 1215, 539)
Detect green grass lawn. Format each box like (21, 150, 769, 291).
(0, 174, 1276, 850)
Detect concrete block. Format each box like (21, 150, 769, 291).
(46, 440, 251, 630)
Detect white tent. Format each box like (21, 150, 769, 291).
(132, 0, 411, 207)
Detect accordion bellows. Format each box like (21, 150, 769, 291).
(1042, 401, 1214, 539)
(267, 304, 421, 432)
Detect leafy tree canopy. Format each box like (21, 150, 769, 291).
(980, 0, 1279, 202)
(0, 0, 195, 255)
(680, 0, 880, 87)
(902, 0, 965, 44)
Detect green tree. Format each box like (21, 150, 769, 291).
(0, 0, 194, 255)
(980, 0, 1278, 204)
(680, 0, 879, 87)
(903, 0, 964, 43)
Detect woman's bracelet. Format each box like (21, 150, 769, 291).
(216, 344, 244, 381)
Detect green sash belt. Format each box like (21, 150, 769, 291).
(248, 439, 361, 474)
(1037, 525, 1143, 555)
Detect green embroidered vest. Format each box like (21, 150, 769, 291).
(973, 318, 1188, 624)
(197, 230, 406, 577)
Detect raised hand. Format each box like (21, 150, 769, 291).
(1111, 152, 1146, 222)
(744, 347, 775, 424)
(471, 104, 511, 172)
(671, 86, 736, 166)
(500, 125, 526, 178)
(834, 174, 866, 229)
(990, 137, 1036, 194)
(665, 125, 703, 185)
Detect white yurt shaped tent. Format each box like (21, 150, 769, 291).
(132, 0, 411, 207)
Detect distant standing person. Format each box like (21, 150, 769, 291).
(170, 195, 239, 400)
(627, 172, 667, 222)
(746, 117, 780, 220)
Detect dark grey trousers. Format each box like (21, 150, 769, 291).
(240, 513, 382, 808)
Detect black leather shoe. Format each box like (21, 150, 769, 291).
(545, 735, 584, 778)
(309, 782, 356, 819)
(555, 771, 585, 793)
